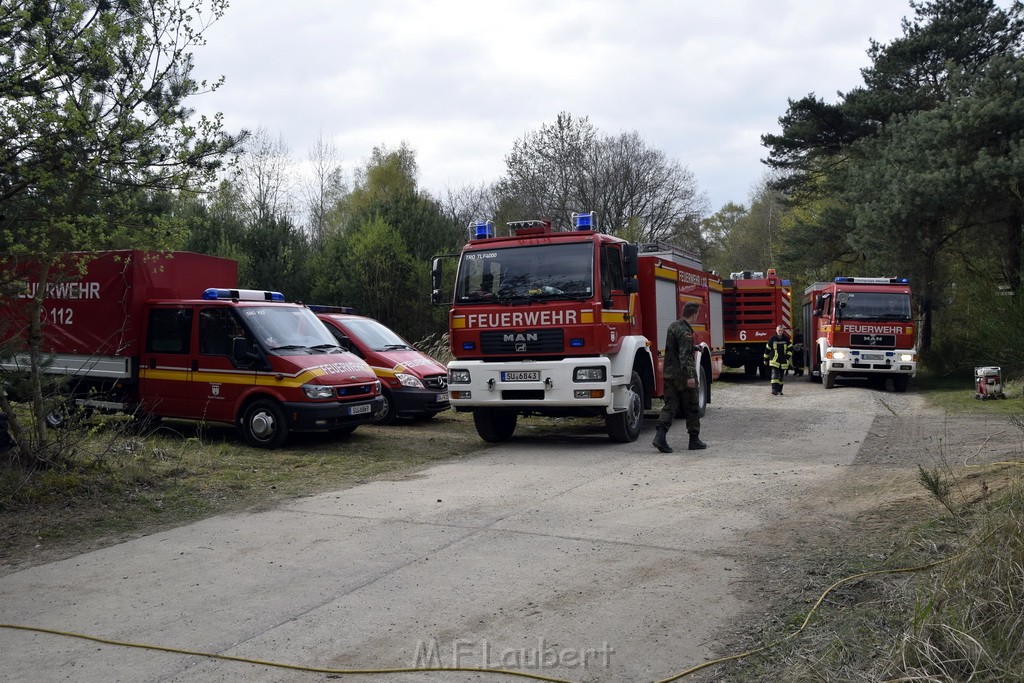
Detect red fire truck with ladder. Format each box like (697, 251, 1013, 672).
(431, 212, 723, 443)
(802, 276, 918, 391)
(721, 269, 792, 379)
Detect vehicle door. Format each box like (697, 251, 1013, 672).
(192, 306, 258, 423)
(139, 305, 194, 418)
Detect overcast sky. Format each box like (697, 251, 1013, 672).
(189, 1, 916, 215)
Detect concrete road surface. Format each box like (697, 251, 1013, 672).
(0, 379, 952, 682)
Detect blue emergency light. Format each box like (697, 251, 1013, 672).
(202, 288, 286, 301)
(470, 220, 495, 240)
(572, 211, 595, 231)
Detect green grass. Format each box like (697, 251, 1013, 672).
(915, 369, 1023, 415)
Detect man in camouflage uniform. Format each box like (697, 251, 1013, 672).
(653, 301, 707, 453)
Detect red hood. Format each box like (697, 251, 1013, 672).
(272, 351, 378, 385)
(370, 349, 448, 378)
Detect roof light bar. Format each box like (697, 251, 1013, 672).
(469, 220, 494, 240)
(202, 288, 285, 301)
(572, 211, 596, 231)
(834, 277, 909, 285)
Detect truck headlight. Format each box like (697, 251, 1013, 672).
(574, 367, 606, 382)
(302, 384, 335, 399)
(831, 351, 846, 360)
(450, 369, 471, 384)
(899, 353, 915, 362)
(396, 372, 424, 389)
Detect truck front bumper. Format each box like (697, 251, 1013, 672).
(820, 349, 917, 377)
(281, 396, 385, 431)
(448, 359, 626, 414)
(391, 387, 451, 417)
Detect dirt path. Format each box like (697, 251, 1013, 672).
(0, 375, 1017, 683)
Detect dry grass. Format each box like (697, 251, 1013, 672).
(0, 409, 480, 572)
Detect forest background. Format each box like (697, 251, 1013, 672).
(3, 0, 1024, 414)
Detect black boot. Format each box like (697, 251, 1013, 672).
(652, 426, 672, 453)
(688, 432, 707, 450)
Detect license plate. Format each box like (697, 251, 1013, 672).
(862, 353, 883, 361)
(502, 370, 540, 382)
(350, 404, 371, 415)
(436, 392, 449, 402)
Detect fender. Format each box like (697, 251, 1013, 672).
(609, 335, 654, 385)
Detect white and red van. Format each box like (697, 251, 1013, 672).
(314, 311, 450, 424)
(1, 251, 384, 448)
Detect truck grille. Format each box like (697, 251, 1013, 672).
(423, 374, 448, 391)
(337, 383, 375, 398)
(480, 329, 564, 354)
(851, 334, 896, 348)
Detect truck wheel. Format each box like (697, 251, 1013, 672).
(473, 408, 517, 443)
(374, 388, 398, 425)
(45, 409, 68, 429)
(240, 399, 289, 448)
(892, 375, 909, 393)
(607, 371, 644, 443)
(823, 369, 836, 389)
(697, 364, 712, 417)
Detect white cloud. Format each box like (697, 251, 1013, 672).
(190, 0, 915, 213)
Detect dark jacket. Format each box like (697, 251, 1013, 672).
(764, 334, 792, 369)
(664, 319, 697, 381)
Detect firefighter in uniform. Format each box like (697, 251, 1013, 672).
(764, 325, 792, 396)
(653, 301, 707, 453)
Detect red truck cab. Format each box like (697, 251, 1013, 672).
(315, 311, 450, 424)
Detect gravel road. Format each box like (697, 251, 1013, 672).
(0, 374, 1017, 683)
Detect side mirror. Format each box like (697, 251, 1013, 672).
(336, 334, 351, 351)
(231, 336, 260, 367)
(622, 243, 639, 278)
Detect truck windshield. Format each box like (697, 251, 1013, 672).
(837, 292, 912, 321)
(239, 306, 339, 353)
(454, 242, 594, 303)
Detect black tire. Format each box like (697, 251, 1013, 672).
(823, 369, 836, 389)
(606, 371, 644, 443)
(892, 374, 909, 393)
(374, 388, 398, 425)
(239, 399, 288, 449)
(473, 408, 517, 443)
(697, 363, 710, 417)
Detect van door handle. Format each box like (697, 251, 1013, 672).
(192, 360, 199, 372)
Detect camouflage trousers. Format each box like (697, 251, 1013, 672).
(656, 380, 701, 434)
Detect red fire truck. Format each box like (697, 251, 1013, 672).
(802, 276, 918, 391)
(431, 213, 723, 443)
(1, 251, 384, 447)
(721, 269, 792, 378)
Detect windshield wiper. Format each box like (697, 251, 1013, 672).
(269, 344, 309, 352)
(309, 343, 342, 352)
(382, 344, 410, 350)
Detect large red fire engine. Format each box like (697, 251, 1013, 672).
(802, 276, 918, 391)
(431, 213, 723, 443)
(721, 269, 792, 378)
(1, 251, 384, 447)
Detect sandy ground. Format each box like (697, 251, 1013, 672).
(0, 373, 1019, 683)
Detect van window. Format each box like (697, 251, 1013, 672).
(146, 308, 193, 354)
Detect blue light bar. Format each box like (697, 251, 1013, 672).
(469, 220, 494, 240)
(202, 288, 285, 301)
(572, 211, 595, 231)
(834, 276, 909, 285)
